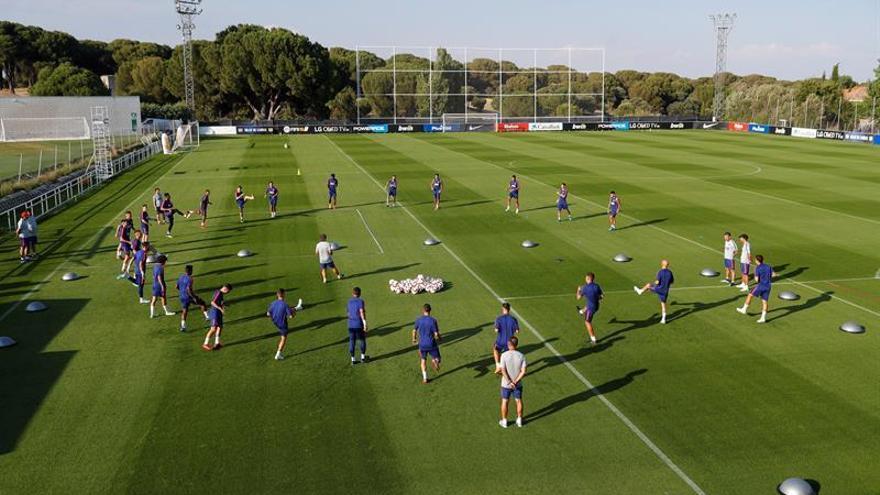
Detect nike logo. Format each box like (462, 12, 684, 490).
(702, 123, 719, 129)
(468, 125, 482, 131)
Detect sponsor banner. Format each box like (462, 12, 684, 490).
(422, 124, 459, 133)
(366, 124, 388, 133)
(390, 124, 421, 133)
(463, 123, 494, 132)
(236, 125, 275, 135)
(563, 123, 599, 131)
(816, 129, 845, 140)
(844, 132, 871, 143)
(748, 124, 770, 134)
(595, 123, 616, 131)
(199, 125, 237, 136)
(727, 121, 749, 132)
(874, 134, 880, 145)
(791, 127, 817, 139)
(611, 122, 630, 131)
(496, 122, 529, 133)
(629, 121, 663, 130)
(699, 121, 724, 130)
(773, 126, 791, 136)
(668, 122, 688, 130)
(313, 125, 353, 133)
(528, 122, 564, 132)
(281, 125, 312, 134)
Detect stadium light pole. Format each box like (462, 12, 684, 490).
(175, 0, 203, 118)
(709, 13, 736, 122)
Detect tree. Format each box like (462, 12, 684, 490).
(830, 63, 839, 83)
(327, 86, 357, 121)
(868, 60, 880, 100)
(74, 40, 116, 76)
(30, 62, 108, 96)
(613, 98, 653, 117)
(164, 40, 225, 120)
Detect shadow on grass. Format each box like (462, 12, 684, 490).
(346, 263, 421, 280)
(446, 340, 555, 379)
(370, 321, 492, 364)
(615, 217, 667, 231)
(768, 291, 832, 322)
(527, 369, 647, 423)
(667, 294, 742, 321)
(528, 336, 624, 376)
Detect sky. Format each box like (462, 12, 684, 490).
(4, 0, 880, 81)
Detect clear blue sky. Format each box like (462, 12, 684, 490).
(5, 0, 879, 80)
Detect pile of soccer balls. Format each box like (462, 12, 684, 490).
(389, 275, 445, 295)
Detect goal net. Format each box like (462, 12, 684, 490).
(163, 121, 200, 154)
(0, 117, 90, 142)
(442, 113, 498, 129)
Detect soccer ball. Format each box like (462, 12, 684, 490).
(283, 143, 289, 149)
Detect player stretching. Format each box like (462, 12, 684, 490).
(139, 204, 151, 242)
(576, 272, 604, 345)
(506, 175, 520, 214)
(736, 233, 752, 292)
(152, 188, 164, 224)
(235, 185, 255, 223)
(160, 193, 191, 238)
(608, 191, 621, 231)
(431, 174, 443, 210)
(315, 234, 343, 283)
(149, 255, 175, 318)
(202, 284, 232, 351)
(177, 265, 209, 332)
(722, 232, 737, 285)
(556, 182, 572, 222)
(346, 287, 368, 364)
(327, 173, 339, 209)
(386, 175, 398, 207)
(736, 254, 776, 323)
(134, 242, 149, 304)
(493, 303, 519, 374)
(499, 336, 527, 428)
(265, 181, 279, 218)
(197, 189, 212, 227)
(115, 215, 134, 279)
(633, 259, 675, 324)
(267, 288, 302, 361)
(413, 303, 442, 383)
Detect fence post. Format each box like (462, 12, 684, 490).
(54, 145, 58, 171)
(872, 97, 877, 134)
(18, 154, 23, 183)
(68, 141, 71, 168)
(38, 149, 43, 177)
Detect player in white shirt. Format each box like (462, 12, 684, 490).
(315, 233, 343, 283)
(736, 233, 752, 292)
(722, 232, 737, 285)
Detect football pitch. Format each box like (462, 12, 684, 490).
(1, 130, 878, 494)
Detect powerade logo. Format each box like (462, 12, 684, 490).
(748, 124, 769, 133)
(611, 122, 630, 131)
(368, 124, 388, 133)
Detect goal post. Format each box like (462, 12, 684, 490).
(441, 113, 498, 130)
(166, 121, 200, 154)
(0, 117, 91, 142)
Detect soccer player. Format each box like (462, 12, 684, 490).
(15, 211, 30, 262)
(499, 336, 527, 428)
(149, 255, 175, 318)
(506, 175, 520, 214)
(736, 254, 776, 323)
(133, 241, 149, 304)
(139, 204, 151, 242)
(386, 175, 398, 207)
(431, 173, 443, 210)
(23, 211, 38, 259)
(177, 264, 209, 332)
(131, 230, 143, 262)
(315, 233, 343, 283)
(412, 303, 441, 383)
(736, 233, 752, 292)
(576, 272, 604, 345)
(633, 259, 675, 324)
(493, 302, 519, 374)
(267, 288, 303, 361)
(556, 182, 572, 222)
(153, 187, 164, 224)
(115, 215, 134, 279)
(265, 181, 279, 218)
(346, 287, 368, 364)
(197, 189, 212, 227)
(202, 284, 232, 351)
(234, 185, 255, 223)
(327, 173, 339, 209)
(160, 193, 191, 237)
(608, 191, 621, 231)
(722, 232, 737, 285)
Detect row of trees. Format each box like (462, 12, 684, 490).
(2, 20, 878, 125)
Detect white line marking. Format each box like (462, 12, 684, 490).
(791, 280, 880, 318)
(325, 135, 707, 495)
(355, 208, 384, 254)
(0, 263, 67, 322)
(410, 134, 880, 319)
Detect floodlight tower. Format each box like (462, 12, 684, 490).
(175, 0, 202, 116)
(709, 13, 736, 121)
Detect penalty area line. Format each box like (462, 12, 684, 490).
(355, 208, 384, 254)
(324, 134, 707, 495)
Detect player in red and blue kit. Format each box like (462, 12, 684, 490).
(202, 284, 232, 351)
(346, 287, 368, 364)
(133, 241, 149, 304)
(265, 181, 279, 218)
(130, 230, 143, 284)
(737, 254, 776, 323)
(116, 213, 134, 279)
(160, 193, 191, 237)
(177, 264, 209, 332)
(139, 204, 151, 241)
(327, 174, 339, 209)
(556, 182, 572, 222)
(412, 303, 442, 383)
(506, 175, 520, 214)
(608, 191, 621, 231)
(493, 302, 519, 374)
(431, 174, 443, 210)
(235, 185, 254, 223)
(149, 255, 175, 318)
(634, 259, 674, 324)
(267, 288, 303, 361)
(576, 272, 604, 344)
(386, 175, 398, 207)
(197, 189, 212, 227)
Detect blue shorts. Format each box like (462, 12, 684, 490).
(180, 297, 192, 310)
(269, 197, 278, 206)
(320, 261, 335, 269)
(120, 242, 132, 253)
(509, 191, 519, 199)
(328, 191, 337, 199)
(27, 237, 37, 248)
(751, 286, 771, 301)
(135, 272, 144, 286)
(152, 285, 164, 297)
(433, 191, 441, 199)
(557, 200, 568, 210)
(741, 263, 751, 275)
(609, 208, 618, 217)
(141, 223, 149, 235)
(236, 200, 245, 209)
(276, 325, 289, 337)
(419, 346, 441, 361)
(654, 290, 669, 303)
(494, 342, 507, 353)
(388, 187, 397, 196)
(501, 383, 523, 400)
(724, 259, 734, 269)
(584, 307, 598, 323)
(210, 312, 223, 328)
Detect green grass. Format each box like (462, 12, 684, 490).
(0, 139, 94, 181)
(1, 130, 878, 494)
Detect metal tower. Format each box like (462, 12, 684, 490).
(175, 0, 202, 115)
(709, 13, 736, 121)
(90, 106, 114, 180)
